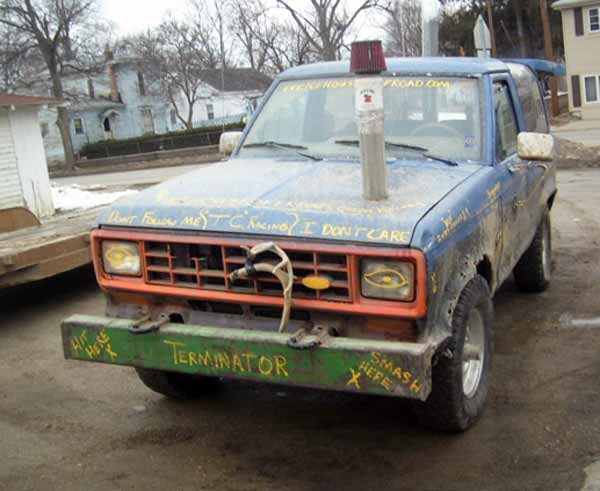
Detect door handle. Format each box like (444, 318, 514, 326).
(508, 163, 527, 174)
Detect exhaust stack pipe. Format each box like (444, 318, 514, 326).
(351, 41, 388, 201)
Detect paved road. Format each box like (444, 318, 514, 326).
(1, 170, 600, 491)
(52, 162, 214, 189)
(553, 120, 600, 147)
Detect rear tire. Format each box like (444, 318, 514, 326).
(514, 210, 552, 293)
(414, 275, 494, 432)
(135, 368, 219, 400)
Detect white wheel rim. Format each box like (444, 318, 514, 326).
(462, 309, 485, 398)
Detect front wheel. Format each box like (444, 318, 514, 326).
(135, 368, 219, 400)
(414, 275, 494, 432)
(513, 209, 552, 293)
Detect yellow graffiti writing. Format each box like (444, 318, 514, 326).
(141, 212, 177, 227)
(322, 224, 410, 244)
(384, 79, 452, 89)
(363, 268, 408, 290)
(283, 79, 354, 92)
(155, 189, 427, 217)
(77, 330, 118, 361)
(431, 272, 438, 294)
(70, 330, 88, 352)
(104, 245, 134, 267)
(280, 78, 452, 93)
(163, 340, 289, 377)
(487, 182, 501, 202)
(107, 210, 137, 225)
(346, 352, 423, 394)
(346, 368, 362, 389)
(370, 352, 422, 393)
(436, 208, 470, 243)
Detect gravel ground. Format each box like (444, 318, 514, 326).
(1, 169, 599, 491)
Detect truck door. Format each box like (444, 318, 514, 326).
(493, 81, 531, 276)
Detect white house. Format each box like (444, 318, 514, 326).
(177, 68, 273, 128)
(0, 94, 59, 219)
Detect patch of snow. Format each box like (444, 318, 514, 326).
(51, 184, 138, 212)
(582, 460, 600, 491)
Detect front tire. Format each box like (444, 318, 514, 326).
(513, 209, 552, 293)
(415, 275, 494, 432)
(135, 368, 219, 400)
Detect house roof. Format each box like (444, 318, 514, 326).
(0, 94, 63, 108)
(199, 68, 273, 93)
(552, 0, 600, 10)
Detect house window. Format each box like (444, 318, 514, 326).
(170, 109, 177, 125)
(87, 78, 95, 98)
(590, 8, 600, 32)
(206, 103, 214, 120)
(73, 118, 84, 135)
(141, 108, 155, 134)
(40, 122, 49, 138)
(584, 75, 600, 103)
(137, 71, 146, 96)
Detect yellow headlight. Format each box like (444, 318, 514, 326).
(361, 259, 415, 301)
(102, 240, 141, 276)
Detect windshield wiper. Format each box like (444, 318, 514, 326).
(335, 139, 429, 153)
(243, 140, 308, 150)
(334, 139, 458, 166)
(423, 153, 459, 167)
(242, 140, 322, 161)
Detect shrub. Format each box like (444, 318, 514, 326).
(79, 121, 246, 160)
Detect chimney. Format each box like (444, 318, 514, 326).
(107, 62, 119, 102)
(103, 46, 119, 102)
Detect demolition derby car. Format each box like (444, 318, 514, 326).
(62, 42, 561, 431)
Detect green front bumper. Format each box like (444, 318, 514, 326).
(61, 315, 434, 401)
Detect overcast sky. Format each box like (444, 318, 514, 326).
(100, 0, 390, 38)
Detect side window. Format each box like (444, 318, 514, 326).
(508, 63, 549, 133)
(494, 82, 518, 162)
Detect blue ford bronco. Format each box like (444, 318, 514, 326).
(62, 47, 561, 432)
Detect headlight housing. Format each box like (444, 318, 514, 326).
(360, 258, 415, 301)
(101, 240, 141, 276)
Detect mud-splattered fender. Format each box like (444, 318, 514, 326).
(411, 166, 504, 341)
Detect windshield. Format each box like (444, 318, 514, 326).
(239, 77, 483, 163)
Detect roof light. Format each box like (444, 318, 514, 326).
(350, 40, 387, 74)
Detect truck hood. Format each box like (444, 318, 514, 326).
(97, 158, 481, 246)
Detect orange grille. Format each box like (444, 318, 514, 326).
(142, 241, 352, 302)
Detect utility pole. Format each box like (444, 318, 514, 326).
(540, 0, 560, 117)
(486, 0, 497, 57)
(422, 0, 440, 56)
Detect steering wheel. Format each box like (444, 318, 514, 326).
(409, 123, 463, 140)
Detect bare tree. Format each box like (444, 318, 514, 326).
(276, 0, 380, 61)
(231, 0, 272, 72)
(265, 22, 315, 72)
(189, 0, 234, 69)
(0, 22, 37, 90)
(230, 0, 315, 73)
(380, 0, 422, 57)
(0, 0, 98, 169)
(126, 18, 207, 129)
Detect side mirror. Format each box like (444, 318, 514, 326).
(517, 132, 555, 161)
(219, 131, 243, 156)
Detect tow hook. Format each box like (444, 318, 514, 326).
(287, 325, 332, 350)
(128, 313, 170, 335)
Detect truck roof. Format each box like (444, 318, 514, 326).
(278, 57, 511, 80)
